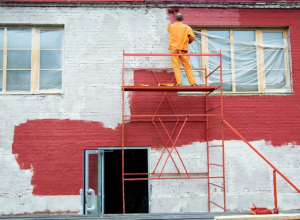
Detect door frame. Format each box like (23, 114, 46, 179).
(83, 147, 151, 214)
(83, 149, 104, 214)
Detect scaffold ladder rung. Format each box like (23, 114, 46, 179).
(209, 183, 224, 189)
(210, 201, 225, 210)
(208, 145, 223, 148)
(209, 163, 223, 167)
(207, 104, 221, 112)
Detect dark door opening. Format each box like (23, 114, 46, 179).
(104, 149, 149, 214)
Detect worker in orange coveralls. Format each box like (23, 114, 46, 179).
(167, 13, 197, 86)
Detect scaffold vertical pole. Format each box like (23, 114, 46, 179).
(205, 67, 211, 212)
(220, 50, 226, 211)
(122, 50, 126, 214)
(273, 170, 278, 214)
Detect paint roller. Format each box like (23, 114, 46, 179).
(168, 8, 179, 16)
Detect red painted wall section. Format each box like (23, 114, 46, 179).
(168, 8, 300, 27)
(167, 8, 300, 146)
(12, 8, 300, 196)
(13, 120, 119, 195)
(13, 117, 205, 195)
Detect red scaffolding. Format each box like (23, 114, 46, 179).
(121, 51, 226, 213)
(121, 51, 300, 214)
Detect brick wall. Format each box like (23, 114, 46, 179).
(0, 5, 299, 215)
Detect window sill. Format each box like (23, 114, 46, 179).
(0, 90, 63, 95)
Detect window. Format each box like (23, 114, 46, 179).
(0, 27, 63, 94)
(185, 28, 291, 94)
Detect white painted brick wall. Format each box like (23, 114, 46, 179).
(0, 5, 170, 215)
(151, 141, 300, 213)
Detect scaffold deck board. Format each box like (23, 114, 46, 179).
(123, 86, 217, 92)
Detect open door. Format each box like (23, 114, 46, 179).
(104, 149, 149, 214)
(82, 148, 149, 214)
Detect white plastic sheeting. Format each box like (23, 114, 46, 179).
(0, 29, 3, 92)
(182, 30, 290, 93)
(39, 30, 62, 90)
(0, 28, 62, 92)
(7, 29, 31, 92)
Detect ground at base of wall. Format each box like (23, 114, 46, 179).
(1, 211, 300, 220)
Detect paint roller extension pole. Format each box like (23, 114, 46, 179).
(168, 8, 179, 16)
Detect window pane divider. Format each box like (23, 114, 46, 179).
(201, 30, 208, 85)
(230, 30, 236, 92)
(40, 69, 62, 71)
(40, 49, 61, 51)
(7, 48, 31, 50)
(256, 29, 265, 93)
(31, 27, 39, 92)
(3, 28, 7, 92)
(284, 30, 291, 92)
(6, 69, 31, 70)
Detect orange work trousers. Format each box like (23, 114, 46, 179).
(170, 49, 196, 86)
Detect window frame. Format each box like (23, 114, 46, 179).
(191, 27, 291, 94)
(0, 26, 64, 95)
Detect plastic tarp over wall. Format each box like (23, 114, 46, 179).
(184, 30, 290, 93)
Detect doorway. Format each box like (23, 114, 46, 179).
(83, 148, 150, 214)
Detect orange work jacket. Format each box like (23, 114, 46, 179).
(167, 21, 195, 51)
